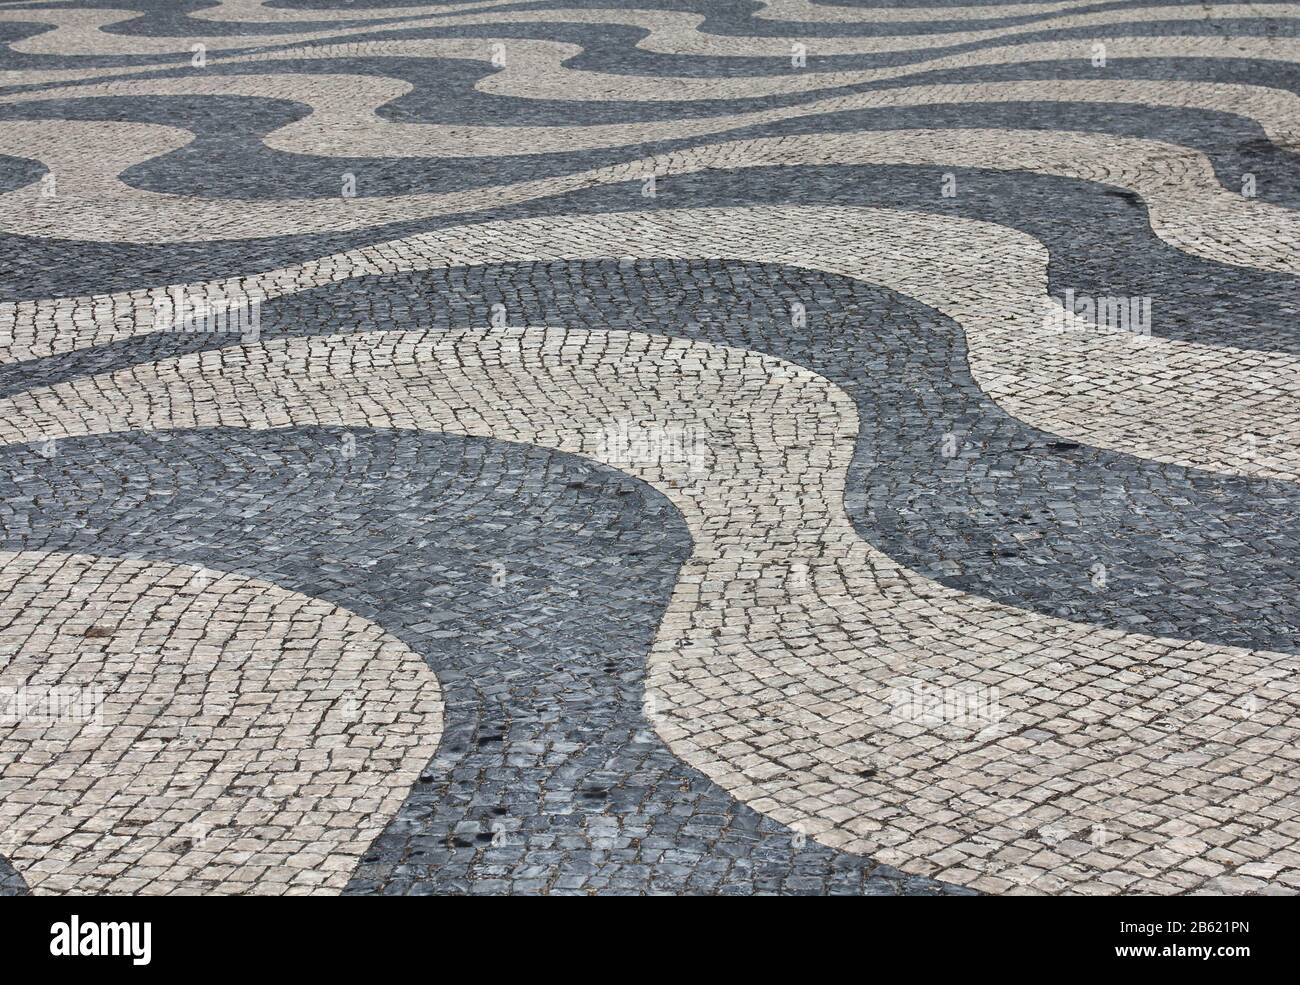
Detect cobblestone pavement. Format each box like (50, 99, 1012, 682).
(0, 1, 1297, 896)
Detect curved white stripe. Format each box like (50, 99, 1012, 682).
(188, 0, 1126, 27)
(191, 0, 592, 23)
(0, 551, 443, 895)
(461, 35, 1300, 101)
(756, 0, 1151, 23)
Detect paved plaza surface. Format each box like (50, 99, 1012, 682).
(0, 0, 1298, 897)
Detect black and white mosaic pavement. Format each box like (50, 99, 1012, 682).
(1, 0, 1298, 896)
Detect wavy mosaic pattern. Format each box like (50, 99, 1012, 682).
(0, 0, 1298, 896)
(0, 427, 965, 896)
